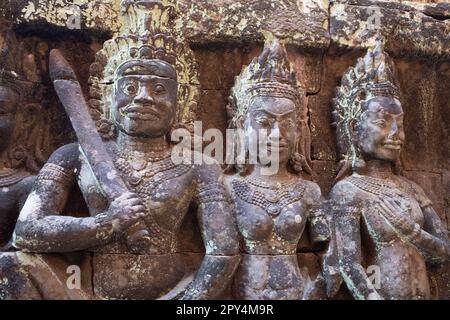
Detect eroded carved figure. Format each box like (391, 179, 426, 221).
(0, 28, 49, 252)
(0, 2, 239, 300)
(224, 38, 329, 300)
(325, 41, 450, 300)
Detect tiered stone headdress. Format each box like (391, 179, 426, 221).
(227, 36, 311, 174)
(88, 0, 200, 139)
(227, 37, 305, 127)
(332, 40, 402, 178)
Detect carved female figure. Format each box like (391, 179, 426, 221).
(0, 2, 239, 300)
(224, 38, 329, 300)
(326, 41, 450, 299)
(0, 30, 48, 251)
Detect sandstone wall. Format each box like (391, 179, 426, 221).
(0, 0, 448, 298)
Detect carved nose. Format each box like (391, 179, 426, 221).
(388, 121, 399, 139)
(134, 87, 154, 104)
(268, 123, 281, 142)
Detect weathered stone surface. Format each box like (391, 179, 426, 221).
(2, 0, 330, 48)
(2, 0, 449, 60)
(178, 0, 329, 48)
(308, 94, 337, 162)
(312, 160, 337, 195)
(396, 58, 450, 172)
(330, 0, 450, 58)
(194, 44, 260, 91)
(0, 0, 120, 33)
(288, 48, 324, 94)
(403, 170, 447, 222)
(444, 172, 450, 232)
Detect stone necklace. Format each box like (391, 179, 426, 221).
(231, 175, 306, 217)
(348, 174, 406, 198)
(114, 147, 174, 186)
(113, 148, 191, 250)
(348, 174, 412, 213)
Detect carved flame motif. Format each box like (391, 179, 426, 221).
(227, 36, 305, 127)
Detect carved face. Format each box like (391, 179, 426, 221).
(355, 96, 405, 162)
(111, 60, 178, 138)
(244, 96, 297, 166)
(0, 86, 19, 153)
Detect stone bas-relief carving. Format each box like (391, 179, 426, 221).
(325, 41, 450, 300)
(0, 28, 49, 252)
(0, 0, 449, 301)
(224, 38, 329, 300)
(0, 1, 240, 300)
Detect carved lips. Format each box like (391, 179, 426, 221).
(383, 139, 403, 150)
(123, 104, 162, 121)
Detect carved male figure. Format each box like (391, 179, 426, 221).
(326, 41, 450, 300)
(0, 2, 239, 300)
(224, 38, 329, 300)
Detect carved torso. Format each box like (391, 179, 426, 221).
(343, 174, 428, 248)
(335, 173, 433, 299)
(228, 176, 311, 255)
(226, 174, 321, 299)
(77, 143, 197, 255)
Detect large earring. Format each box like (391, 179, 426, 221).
(353, 156, 367, 172)
(235, 129, 250, 175)
(393, 157, 403, 175)
(289, 152, 312, 175)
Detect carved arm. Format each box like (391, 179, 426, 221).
(13, 143, 143, 253)
(375, 198, 449, 263)
(334, 205, 383, 300)
(180, 164, 241, 300)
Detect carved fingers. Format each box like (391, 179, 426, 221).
(374, 197, 416, 235)
(96, 192, 146, 233)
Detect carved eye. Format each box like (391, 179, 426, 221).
(282, 118, 294, 126)
(153, 84, 166, 95)
(122, 81, 138, 96)
(372, 119, 387, 128)
(256, 117, 271, 127)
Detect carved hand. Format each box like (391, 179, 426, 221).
(375, 197, 417, 236)
(95, 192, 146, 234)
